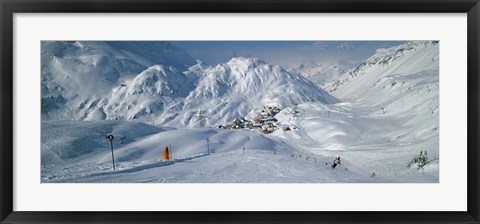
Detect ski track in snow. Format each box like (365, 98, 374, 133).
(41, 121, 436, 183)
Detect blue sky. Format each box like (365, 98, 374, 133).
(172, 41, 406, 69)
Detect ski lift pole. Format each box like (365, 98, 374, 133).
(107, 134, 116, 170)
(206, 138, 210, 154)
(110, 141, 116, 170)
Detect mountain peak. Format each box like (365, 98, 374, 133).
(41, 41, 197, 121)
(227, 57, 267, 68)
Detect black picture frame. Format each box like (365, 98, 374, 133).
(1, 0, 479, 223)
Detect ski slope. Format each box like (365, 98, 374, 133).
(41, 41, 439, 183)
(41, 120, 434, 183)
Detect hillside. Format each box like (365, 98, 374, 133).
(41, 41, 439, 183)
(324, 41, 439, 100)
(41, 41, 197, 121)
(155, 57, 339, 128)
(42, 42, 339, 127)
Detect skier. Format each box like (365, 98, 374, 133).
(331, 157, 341, 168)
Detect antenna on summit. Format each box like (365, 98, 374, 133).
(234, 50, 237, 58)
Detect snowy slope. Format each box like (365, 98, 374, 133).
(270, 41, 439, 179)
(77, 57, 339, 126)
(324, 41, 439, 100)
(41, 41, 439, 183)
(41, 118, 437, 183)
(91, 65, 197, 121)
(41, 41, 196, 121)
(41, 120, 162, 165)
(271, 97, 438, 181)
(42, 120, 417, 183)
(42, 41, 338, 125)
(154, 57, 339, 128)
(325, 41, 439, 149)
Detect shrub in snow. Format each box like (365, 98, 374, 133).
(408, 150, 428, 169)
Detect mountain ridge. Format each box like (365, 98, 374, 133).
(41, 42, 339, 127)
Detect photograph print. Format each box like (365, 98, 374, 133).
(41, 40, 439, 183)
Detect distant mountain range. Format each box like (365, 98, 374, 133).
(41, 41, 338, 127)
(288, 63, 347, 86)
(42, 40, 439, 129)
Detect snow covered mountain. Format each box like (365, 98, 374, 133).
(289, 63, 347, 86)
(284, 41, 439, 176)
(321, 41, 439, 148)
(90, 65, 198, 121)
(41, 41, 197, 121)
(324, 41, 439, 100)
(123, 57, 338, 128)
(42, 41, 339, 127)
(41, 41, 439, 183)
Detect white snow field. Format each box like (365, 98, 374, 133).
(41, 41, 439, 183)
